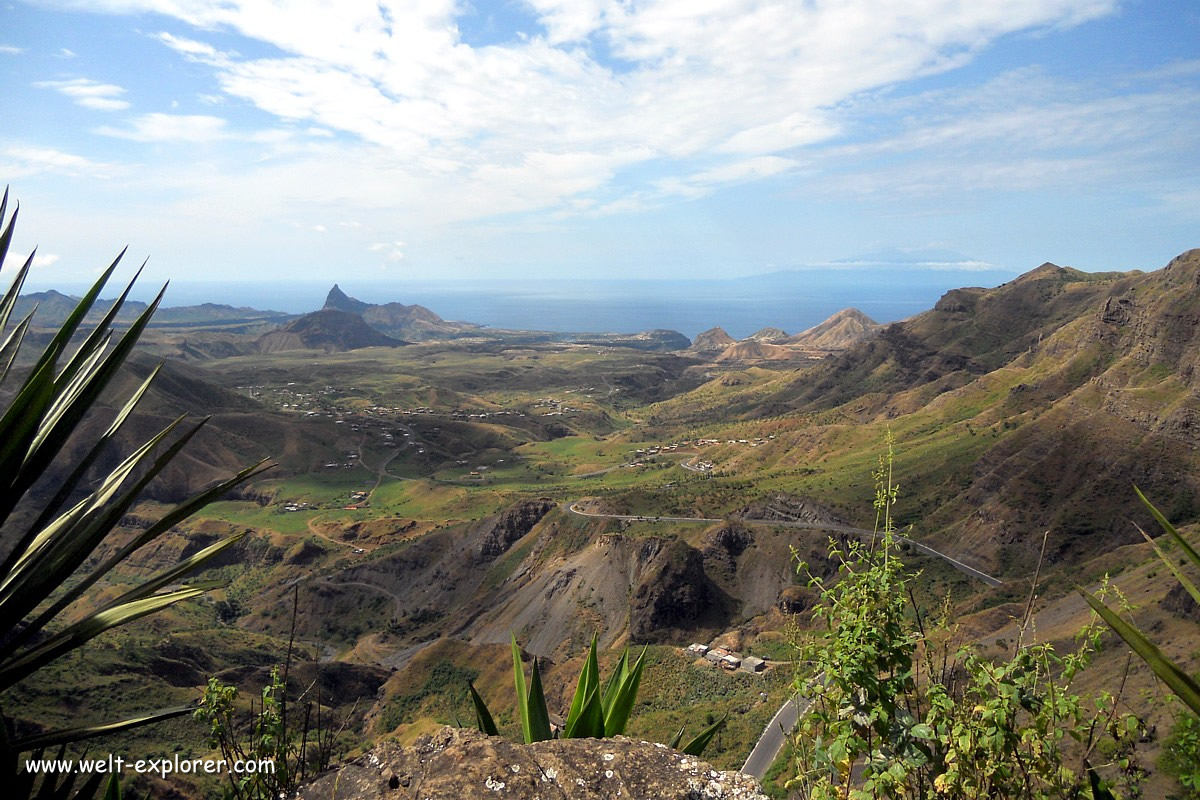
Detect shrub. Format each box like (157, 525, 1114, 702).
(789, 433, 1144, 799)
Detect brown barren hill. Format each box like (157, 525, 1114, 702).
(257, 309, 407, 353)
(784, 307, 880, 350)
(688, 325, 738, 353)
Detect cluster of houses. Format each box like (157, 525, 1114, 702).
(282, 501, 314, 513)
(532, 398, 581, 416)
(685, 643, 766, 674)
(722, 435, 775, 447)
(343, 490, 369, 510)
(632, 443, 686, 457)
(404, 406, 527, 421)
(238, 383, 345, 414)
(632, 435, 778, 461)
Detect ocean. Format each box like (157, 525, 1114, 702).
(27, 269, 1016, 340)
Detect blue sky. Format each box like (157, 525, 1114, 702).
(2, 0, 1198, 286)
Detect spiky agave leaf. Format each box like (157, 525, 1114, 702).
(563, 634, 604, 738)
(468, 681, 499, 736)
(1135, 485, 1200, 575)
(602, 646, 647, 736)
(1080, 590, 1200, 715)
(1137, 523, 1200, 608)
(510, 634, 552, 743)
(0, 587, 213, 691)
(14, 460, 271, 649)
(12, 707, 195, 752)
(0, 191, 266, 781)
(679, 714, 726, 756)
(1082, 490, 1200, 716)
(0, 415, 200, 633)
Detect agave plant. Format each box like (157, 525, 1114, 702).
(1081, 487, 1200, 714)
(0, 188, 270, 798)
(469, 633, 724, 756)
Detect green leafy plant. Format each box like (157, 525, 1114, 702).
(1159, 711, 1200, 799)
(789, 433, 1145, 799)
(469, 633, 723, 755)
(0, 188, 269, 797)
(194, 588, 347, 800)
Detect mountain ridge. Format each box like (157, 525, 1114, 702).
(257, 308, 408, 353)
(322, 285, 479, 340)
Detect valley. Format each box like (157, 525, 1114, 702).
(10, 254, 1200, 798)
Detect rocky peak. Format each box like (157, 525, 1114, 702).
(297, 727, 768, 800)
(324, 283, 371, 313)
(785, 308, 881, 350)
(690, 326, 737, 352)
(1163, 248, 1200, 287)
(1010, 262, 1067, 284)
(934, 288, 982, 314)
(744, 326, 789, 342)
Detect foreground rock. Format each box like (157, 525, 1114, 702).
(296, 727, 768, 800)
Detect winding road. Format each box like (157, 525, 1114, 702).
(565, 503, 1001, 588)
(564, 498, 1002, 779)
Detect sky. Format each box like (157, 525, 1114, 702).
(1, 0, 1198, 287)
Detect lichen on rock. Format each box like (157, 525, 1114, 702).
(295, 727, 768, 800)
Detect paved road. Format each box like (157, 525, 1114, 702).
(741, 693, 813, 778)
(565, 503, 1001, 587)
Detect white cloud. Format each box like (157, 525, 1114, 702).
(0, 146, 118, 178)
(811, 70, 1200, 197)
(56, 48, 77, 58)
(19, 0, 1167, 260)
(66, 0, 1114, 223)
(8, 251, 62, 270)
(0, 44, 24, 55)
(155, 31, 228, 63)
(34, 78, 130, 111)
(95, 113, 230, 142)
(369, 240, 406, 262)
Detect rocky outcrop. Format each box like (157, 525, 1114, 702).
(745, 326, 789, 342)
(630, 539, 725, 642)
(296, 727, 768, 800)
(690, 326, 738, 353)
(701, 524, 754, 575)
(1100, 295, 1134, 326)
(734, 493, 845, 526)
(776, 585, 816, 615)
(476, 499, 557, 561)
(933, 287, 983, 314)
(1162, 582, 1200, 621)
